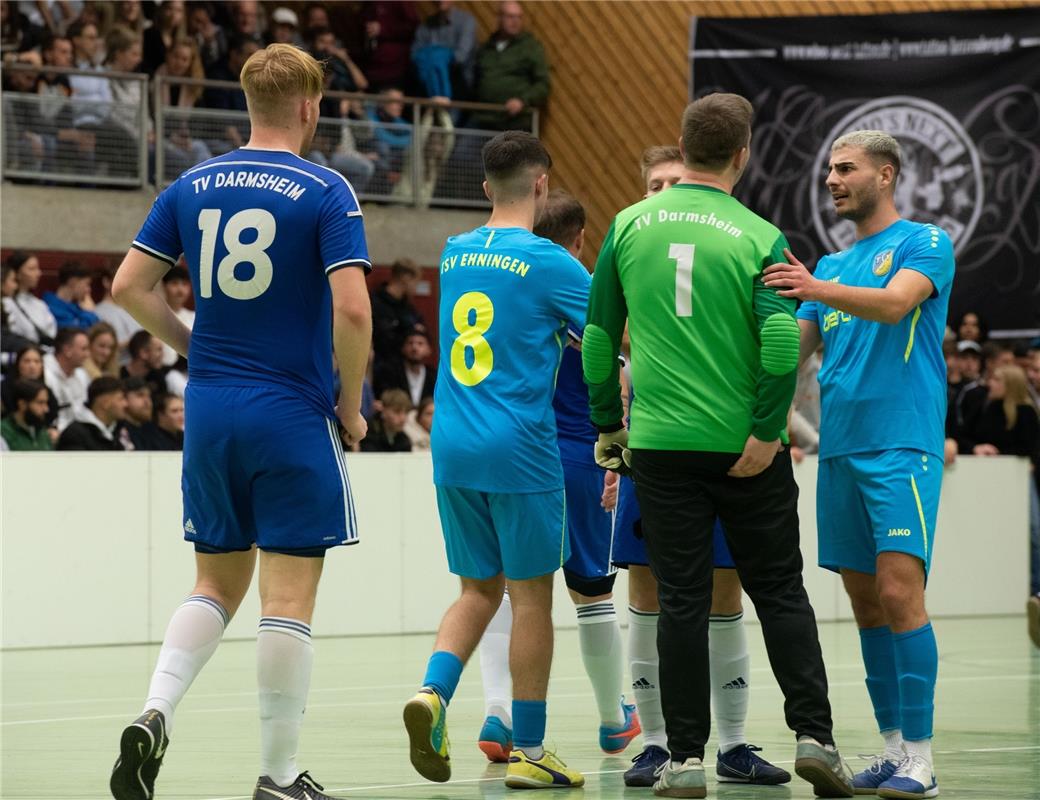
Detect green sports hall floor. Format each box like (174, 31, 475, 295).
(3, 616, 1037, 799)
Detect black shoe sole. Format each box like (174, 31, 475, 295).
(795, 757, 854, 798)
(110, 723, 155, 800)
(718, 770, 793, 785)
(624, 774, 658, 788)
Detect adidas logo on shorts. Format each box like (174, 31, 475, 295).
(184, 519, 197, 535)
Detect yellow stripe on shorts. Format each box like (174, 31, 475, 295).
(910, 474, 928, 561)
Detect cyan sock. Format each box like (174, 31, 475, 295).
(422, 650, 464, 705)
(892, 622, 938, 741)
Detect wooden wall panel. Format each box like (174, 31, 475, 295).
(447, 0, 1039, 262)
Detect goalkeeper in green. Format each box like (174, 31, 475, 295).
(583, 93, 853, 800)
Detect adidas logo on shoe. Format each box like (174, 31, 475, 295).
(184, 519, 197, 535)
(632, 677, 656, 690)
(722, 677, 748, 690)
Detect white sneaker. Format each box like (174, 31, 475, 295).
(653, 757, 706, 798)
(877, 754, 939, 799)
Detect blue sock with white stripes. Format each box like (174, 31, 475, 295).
(258, 617, 314, 787)
(144, 594, 230, 734)
(576, 601, 625, 726)
(893, 622, 938, 741)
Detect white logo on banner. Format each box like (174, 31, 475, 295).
(811, 96, 983, 254)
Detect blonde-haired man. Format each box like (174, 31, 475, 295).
(109, 44, 372, 800)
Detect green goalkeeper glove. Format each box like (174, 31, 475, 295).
(594, 426, 631, 475)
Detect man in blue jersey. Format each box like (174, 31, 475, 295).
(107, 44, 372, 800)
(475, 190, 640, 765)
(403, 132, 590, 790)
(765, 130, 954, 800)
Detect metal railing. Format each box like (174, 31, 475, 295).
(1, 64, 539, 209)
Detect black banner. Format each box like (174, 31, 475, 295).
(690, 8, 1040, 332)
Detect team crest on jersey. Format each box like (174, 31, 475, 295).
(872, 250, 894, 276)
(811, 96, 983, 255)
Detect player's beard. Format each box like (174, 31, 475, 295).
(836, 182, 879, 223)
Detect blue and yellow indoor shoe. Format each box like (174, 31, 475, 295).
(599, 701, 641, 754)
(478, 715, 513, 763)
(403, 688, 451, 782)
(505, 749, 585, 789)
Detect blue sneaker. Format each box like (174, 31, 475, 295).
(599, 701, 641, 754)
(477, 715, 512, 763)
(852, 755, 900, 795)
(624, 744, 669, 787)
(877, 755, 938, 799)
(716, 744, 791, 785)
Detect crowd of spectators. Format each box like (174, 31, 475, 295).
(2, 0, 551, 197)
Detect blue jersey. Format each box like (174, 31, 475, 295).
(431, 227, 591, 492)
(132, 149, 370, 416)
(553, 343, 598, 467)
(797, 219, 954, 460)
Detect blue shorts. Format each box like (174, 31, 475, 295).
(817, 449, 941, 575)
(435, 486, 569, 580)
(611, 475, 735, 569)
(562, 461, 616, 587)
(182, 384, 358, 554)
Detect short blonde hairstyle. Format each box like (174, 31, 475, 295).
(240, 44, 323, 123)
(832, 129, 902, 179)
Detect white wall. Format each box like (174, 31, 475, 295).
(0, 453, 1031, 649)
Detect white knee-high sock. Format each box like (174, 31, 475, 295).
(576, 601, 625, 726)
(479, 591, 512, 726)
(628, 606, 666, 748)
(257, 617, 314, 787)
(709, 613, 750, 753)
(144, 594, 229, 734)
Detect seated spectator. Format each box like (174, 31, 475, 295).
(44, 327, 91, 430)
(230, 0, 264, 46)
(1, 0, 45, 57)
(93, 265, 141, 359)
(113, 0, 147, 36)
(57, 375, 128, 450)
(155, 36, 213, 177)
(360, 388, 413, 452)
(187, 1, 226, 74)
(469, 1, 549, 131)
(955, 310, 988, 345)
(119, 376, 164, 450)
(160, 266, 194, 368)
(1, 345, 58, 424)
(403, 395, 434, 451)
(963, 365, 1040, 459)
(42, 261, 100, 330)
(1, 379, 53, 451)
(268, 6, 303, 46)
(1, 264, 34, 361)
(152, 392, 185, 450)
(201, 34, 258, 153)
(374, 328, 435, 406)
(2, 49, 51, 172)
(371, 258, 425, 374)
(121, 330, 168, 397)
(1028, 347, 1040, 408)
(33, 33, 90, 170)
(948, 340, 988, 448)
(391, 106, 455, 206)
(412, 0, 477, 101)
(365, 88, 412, 191)
(3, 251, 57, 347)
(105, 26, 145, 142)
(83, 321, 119, 379)
(360, 1, 419, 92)
(141, 0, 184, 75)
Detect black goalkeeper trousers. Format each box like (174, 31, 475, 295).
(630, 447, 834, 761)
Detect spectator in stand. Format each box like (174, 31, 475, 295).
(152, 391, 185, 450)
(230, 0, 264, 45)
(1, 345, 58, 424)
(42, 260, 99, 330)
(360, 388, 413, 452)
(1027, 347, 1040, 408)
(0, 379, 53, 451)
(155, 36, 212, 177)
(984, 342, 1016, 376)
(404, 394, 434, 451)
(18, 0, 79, 36)
(963, 365, 1040, 459)
(159, 266, 194, 368)
(141, 0, 184, 74)
(366, 87, 412, 191)
(120, 375, 164, 450)
(83, 321, 119, 379)
(67, 19, 135, 179)
(267, 6, 303, 47)
(113, 0, 147, 36)
(187, 1, 226, 74)
(1, 265, 35, 363)
(35, 32, 89, 168)
(44, 327, 90, 430)
(201, 34, 258, 153)
(371, 257, 425, 373)
(1, 0, 44, 57)
(104, 26, 145, 136)
(2, 49, 51, 172)
(57, 375, 128, 450)
(121, 329, 167, 396)
(392, 105, 455, 206)
(955, 310, 988, 345)
(946, 340, 988, 462)
(412, 0, 477, 101)
(374, 328, 435, 407)
(360, 1, 418, 92)
(4, 251, 58, 347)
(94, 265, 141, 359)
(469, 1, 549, 131)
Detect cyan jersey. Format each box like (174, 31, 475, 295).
(132, 148, 370, 416)
(553, 342, 598, 467)
(431, 227, 591, 492)
(797, 219, 954, 459)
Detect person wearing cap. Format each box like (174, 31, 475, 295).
(268, 7, 304, 47)
(56, 376, 128, 451)
(947, 340, 987, 451)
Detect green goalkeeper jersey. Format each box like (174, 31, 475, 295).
(583, 183, 800, 453)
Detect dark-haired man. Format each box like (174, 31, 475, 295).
(584, 93, 853, 799)
(1, 380, 53, 451)
(57, 376, 128, 450)
(404, 131, 589, 789)
(43, 327, 90, 430)
(43, 262, 99, 330)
